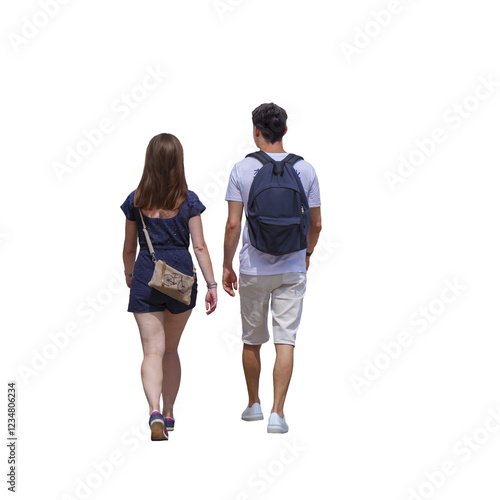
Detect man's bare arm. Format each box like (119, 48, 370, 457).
(222, 201, 243, 296)
(306, 206, 322, 270)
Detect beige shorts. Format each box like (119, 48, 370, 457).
(239, 272, 307, 346)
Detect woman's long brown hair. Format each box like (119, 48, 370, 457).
(134, 133, 188, 211)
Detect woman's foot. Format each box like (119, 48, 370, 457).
(164, 417, 175, 431)
(149, 411, 168, 440)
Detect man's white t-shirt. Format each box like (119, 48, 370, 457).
(225, 152, 321, 275)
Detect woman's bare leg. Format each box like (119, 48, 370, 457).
(161, 309, 192, 419)
(133, 312, 165, 414)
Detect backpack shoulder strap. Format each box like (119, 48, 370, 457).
(283, 154, 308, 202)
(282, 153, 304, 166)
(247, 151, 303, 175)
(276, 153, 304, 176)
(246, 151, 275, 165)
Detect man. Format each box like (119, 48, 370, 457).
(223, 102, 322, 433)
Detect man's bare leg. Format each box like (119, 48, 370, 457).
(270, 343, 294, 418)
(242, 343, 262, 407)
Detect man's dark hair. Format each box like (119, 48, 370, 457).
(252, 103, 288, 144)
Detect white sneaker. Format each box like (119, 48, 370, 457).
(241, 402, 264, 421)
(267, 412, 288, 433)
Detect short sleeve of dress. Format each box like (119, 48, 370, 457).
(120, 191, 136, 221)
(187, 191, 206, 218)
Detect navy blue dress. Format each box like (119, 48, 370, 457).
(120, 190, 206, 314)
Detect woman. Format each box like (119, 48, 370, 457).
(121, 133, 217, 441)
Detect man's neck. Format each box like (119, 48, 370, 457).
(259, 142, 286, 154)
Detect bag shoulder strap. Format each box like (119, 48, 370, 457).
(138, 209, 157, 262)
(282, 153, 304, 166)
(247, 151, 304, 175)
(278, 153, 304, 176)
(246, 150, 276, 166)
(283, 154, 308, 203)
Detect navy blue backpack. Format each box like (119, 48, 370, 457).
(245, 151, 310, 256)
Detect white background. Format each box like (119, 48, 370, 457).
(2, 0, 500, 499)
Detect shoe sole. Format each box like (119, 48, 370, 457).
(242, 414, 264, 421)
(267, 425, 288, 433)
(150, 421, 168, 441)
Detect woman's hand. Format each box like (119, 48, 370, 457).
(126, 277, 133, 288)
(205, 288, 217, 315)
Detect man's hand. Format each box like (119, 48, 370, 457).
(223, 201, 243, 296)
(305, 255, 311, 271)
(223, 266, 238, 296)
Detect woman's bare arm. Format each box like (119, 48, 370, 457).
(123, 218, 138, 287)
(189, 214, 217, 314)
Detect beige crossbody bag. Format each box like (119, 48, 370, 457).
(138, 209, 196, 305)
